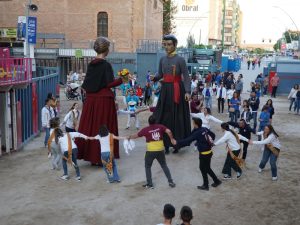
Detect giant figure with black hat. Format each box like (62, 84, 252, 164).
(151, 34, 191, 154)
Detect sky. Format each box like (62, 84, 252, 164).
(237, 0, 300, 44)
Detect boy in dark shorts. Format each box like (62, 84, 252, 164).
(128, 115, 176, 189)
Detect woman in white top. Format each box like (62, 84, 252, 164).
(61, 103, 80, 132)
(287, 84, 298, 112)
(93, 125, 125, 183)
(190, 107, 223, 130)
(226, 84, 235, 112)
(250, 125, 281, 181)
(214, 123, 249, 180)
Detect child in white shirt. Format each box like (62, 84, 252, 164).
(93, 125, 125, 183)
(47, 117, 62, 170)
(55, 128, 92, 181)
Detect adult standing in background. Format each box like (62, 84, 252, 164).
(270, 73, 280, 98)
(216, 82, 227, 114)
(77, 37, 127, 165)
(151, 34, 191, 154)
(235, 74, 243, 96)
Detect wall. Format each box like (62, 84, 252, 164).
(275, 60, 300, 94)
(0, 0, 163, 52)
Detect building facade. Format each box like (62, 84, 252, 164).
(0, 0, 163, 52)
(173, 0, 242, 49)
(223, 0, 243, 48)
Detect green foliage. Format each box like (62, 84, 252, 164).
(187, 34, 195, 48)
(253, 48, 265, 55)
(273, 39, 281, 51)
(193, 44, 213, 49)
(163, 0, 177, 35)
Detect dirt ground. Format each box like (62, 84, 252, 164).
(1, 69, 300, 225)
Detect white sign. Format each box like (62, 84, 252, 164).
(173, 0, 210, 46)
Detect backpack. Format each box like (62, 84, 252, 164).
(204, 128, 215, 149)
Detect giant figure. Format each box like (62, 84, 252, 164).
(152, 35, 191, 154)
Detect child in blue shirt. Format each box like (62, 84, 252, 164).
(258, 106, 270, 132)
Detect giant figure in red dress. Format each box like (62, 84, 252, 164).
(76, 37, 123, 164)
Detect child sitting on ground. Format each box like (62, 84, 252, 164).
(157, 204, 176, 225)
(178, 206, 193, 225)
(93, 125, 125, 183)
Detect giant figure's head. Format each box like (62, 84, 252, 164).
(163, 34, 177, 55)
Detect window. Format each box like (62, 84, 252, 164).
(225, 19, 232, 25)
(97, 12, 108, 37)
(154, 0, 157, 9)
(225, 36, 232, 42)
(225, 28, 232, 33)
(226, 10, 233, 16)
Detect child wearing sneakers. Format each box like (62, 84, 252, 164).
(93, 125, 125, 183)
(47, 117, 62, 170)
(55, 128, 92, 181)
(157, 204, 176, 225)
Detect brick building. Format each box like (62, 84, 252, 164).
(0, 0, 164, 52)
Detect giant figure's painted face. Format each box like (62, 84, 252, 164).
(163, 40, 176, 55)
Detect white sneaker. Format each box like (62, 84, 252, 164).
(75, 176, 81, 181)
(258, 168, 262, 173)
(60, 175, 69, 181)
(272, 176, 278, 181)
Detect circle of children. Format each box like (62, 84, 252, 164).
(43, 69, 283, 191)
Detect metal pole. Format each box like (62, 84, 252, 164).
(221, 0, 226, 51)
(273, 6, 300, 51)
(25, 0, 30, 58)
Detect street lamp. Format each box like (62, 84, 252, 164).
(272, 5, 300, 50)
(24, 0, 38, 58)
(272, 17, 293, 43)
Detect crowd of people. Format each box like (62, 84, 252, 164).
(42, 35, 283, 196)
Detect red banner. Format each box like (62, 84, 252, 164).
(16, 101, 22, 147)
(32, 82, 38, 133)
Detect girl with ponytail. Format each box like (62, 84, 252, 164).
(250, 125, 281, 181)
(214, 123, 249, 180)
(47, 117, 62, 170)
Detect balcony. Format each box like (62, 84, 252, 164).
(0, 58, 32, 90)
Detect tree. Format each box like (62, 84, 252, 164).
(187, 34, 195, 48)
(162, 0, 177, 35)
(273, 39, 281, 51)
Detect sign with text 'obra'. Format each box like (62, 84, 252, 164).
(27, 16, 37, 44)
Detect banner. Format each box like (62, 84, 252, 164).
(17, 16, 26, 40)
(27, 16, 37, 44)
(0, 28, 17, 38)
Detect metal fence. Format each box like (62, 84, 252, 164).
(15, 67, 59, 146)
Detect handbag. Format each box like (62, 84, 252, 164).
(229, 107, 235, 113)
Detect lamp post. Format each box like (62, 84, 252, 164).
(221, 0, 226, 51)
(273, 6, 300, 50)
(24, 0, 38, 58)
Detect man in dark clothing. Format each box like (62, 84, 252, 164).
(228, 119, 256, 159)
(225, 75, 234, 90)
(248, 91, 260, 131)
(172, 118, 221, 191)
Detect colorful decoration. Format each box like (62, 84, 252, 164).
(118, 68, 130, 82)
